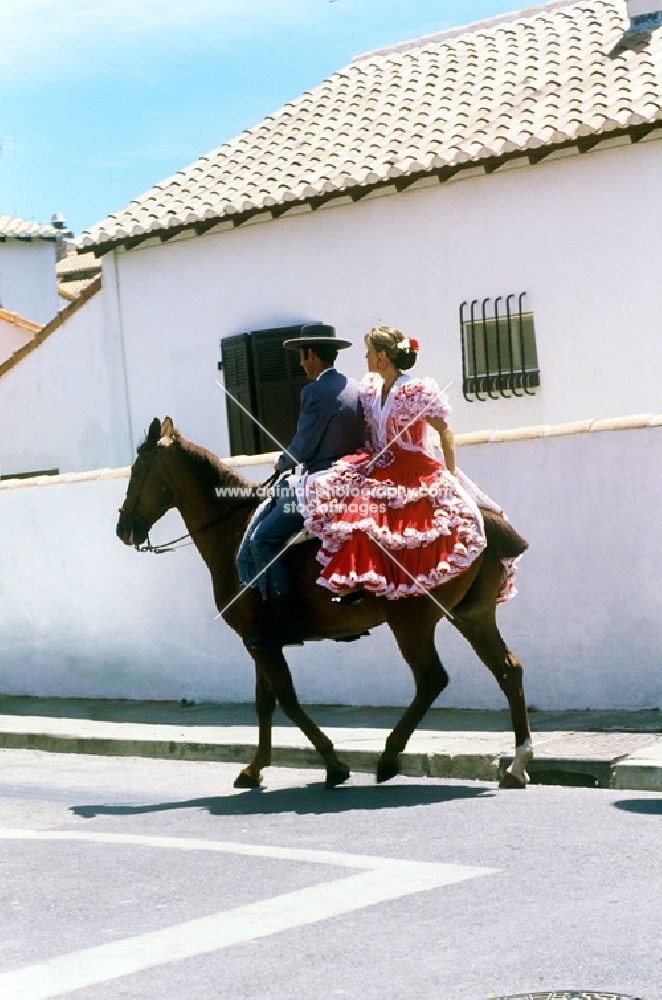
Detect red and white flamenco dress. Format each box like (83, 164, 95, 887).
(300, 373, 518, 603)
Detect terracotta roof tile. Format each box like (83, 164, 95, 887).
(0, 215, 60, 240)
(56, 250, 102, 278)
(80, 0, 662, 250)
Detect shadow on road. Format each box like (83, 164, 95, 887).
(613, 798, 662, 815)
(71, 781, 492, 819)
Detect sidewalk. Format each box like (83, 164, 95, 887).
(0, 697, 660, 791)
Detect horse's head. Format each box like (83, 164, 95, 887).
(116, 416, 178, 547)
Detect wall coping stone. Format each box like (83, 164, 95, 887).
(1, 414, 659, 491)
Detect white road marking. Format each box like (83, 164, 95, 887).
(0, 827, 496, 999)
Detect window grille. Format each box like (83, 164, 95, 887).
(219, 325, 309, 455)
(460, 293, 540, 401)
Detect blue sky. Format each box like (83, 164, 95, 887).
(0, 0, 534, 235)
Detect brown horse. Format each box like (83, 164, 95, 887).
(116, 416, 533, 790)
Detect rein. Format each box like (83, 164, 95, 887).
(132, 469, 279, 555)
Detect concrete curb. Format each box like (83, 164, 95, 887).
(1, 714, 660, 790)
(0, 724, 501, 782)
(613, 742, 662, 791)
(0, 733, 501, 782)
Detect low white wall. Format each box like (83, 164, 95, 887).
(0, 426, 660, 709)
(0, 317, 32, 366)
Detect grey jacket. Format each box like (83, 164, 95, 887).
(276, 367, 365, 474)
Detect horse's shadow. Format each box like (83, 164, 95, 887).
(613, 798, 662, 816)
(71, 781, 492, 820)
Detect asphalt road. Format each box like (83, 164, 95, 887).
(0, 749, 659, 1000)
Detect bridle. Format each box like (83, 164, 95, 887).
(119, 445, 277, 555)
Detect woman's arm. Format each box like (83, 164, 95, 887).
(427, 417, 455, 474)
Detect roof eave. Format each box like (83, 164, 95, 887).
(81, 119, 662, 257)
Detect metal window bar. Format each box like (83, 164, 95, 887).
(460, 293, 539, 401)
(506, 294, 522, 398)
(494, 296, 510, 399)
(482, 297, 498, 401)
(519, 291, 535, 397)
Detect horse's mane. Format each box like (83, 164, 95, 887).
(172, 432, 256, 491)
(135, 419, 258, 492)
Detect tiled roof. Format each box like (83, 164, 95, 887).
(0, 215, 61, 240)
(57, 276, 99, 302)
(79, 0, 662, 251)
(56, 250, 102, 279)
(56, 251, 102, 302)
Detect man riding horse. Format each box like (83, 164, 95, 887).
(236, 323, 365, 649)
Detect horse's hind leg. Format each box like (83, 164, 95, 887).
(234, 666, 276, 789)
(378, 608, 449, 784)
(249, 646, 350, 789)
(453, 609, 533, 789)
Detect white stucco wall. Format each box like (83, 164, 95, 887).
(0, 240, 59, 326)
(0, 287, 132, 477)
(106, 133, 662, 467)
(1, 135, 660, 482)
(1, 426, 660, 710)
(0, 317, 33, 365)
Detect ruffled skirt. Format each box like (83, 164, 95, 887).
(301, 446, 518, 602)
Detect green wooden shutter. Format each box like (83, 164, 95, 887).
(220, 333, 259, 455)
(251, 326, 308, 454)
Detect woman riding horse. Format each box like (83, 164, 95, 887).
(301, 327, 518, 606)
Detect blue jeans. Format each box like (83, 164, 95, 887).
(236, 478, 303, 600)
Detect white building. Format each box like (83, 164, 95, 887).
(0, 216, 62, 327)
(0, 0, 661, 708)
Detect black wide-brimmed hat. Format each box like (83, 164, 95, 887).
(282, 323, 352, 351)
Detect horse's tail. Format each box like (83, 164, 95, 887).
(480, 508, 529, 558)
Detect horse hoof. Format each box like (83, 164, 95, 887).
(325, 763, 350, 789)
(499, 769, 528, 790)
(376, 759, 400, 784)
(234, 768, 262, 789)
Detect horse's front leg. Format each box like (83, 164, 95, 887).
(234, 664, 276, 789)
(255, 646, 350, 789)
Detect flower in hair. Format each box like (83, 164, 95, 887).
(400, 338, 419, 352)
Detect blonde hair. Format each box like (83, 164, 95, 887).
(365, 326, 418, 371)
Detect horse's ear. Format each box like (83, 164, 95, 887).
(161, 416, 175, 437)
(158, 415, 178, 447)
(147, 418, 161, 445)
